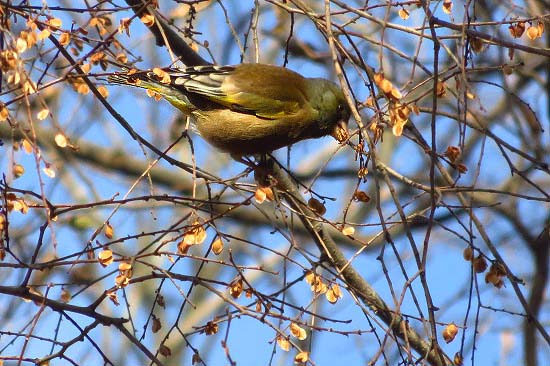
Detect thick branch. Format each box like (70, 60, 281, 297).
(524, 225, 550, 366)
(124, 0, 211, 66)
(0, 285, 127, 326)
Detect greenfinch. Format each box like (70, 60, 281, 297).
(108, 63, 350, 155)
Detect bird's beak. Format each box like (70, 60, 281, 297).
(331, 120, 349, 144)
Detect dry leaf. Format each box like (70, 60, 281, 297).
(22, 139, 33, 153)
(59, 32, 70, 46)
(398, 8, 409, 20)
(308, 197, 326, 215)
(76, 83, 89, 95)
(159, 344, 171, 357)
(310, 275, 328, 294)
(290, 322, 307, 340)
(116, 53, 128, 63)
(38, 29, 51, 40)
(212, 237, 224, 255)
(229, 278, 243, 298)
(43, 165, 56, 178)
(118, 18, 131, 36)
(146, 89, 160, 99)
(390, 87, 402, 100)
(152, 316, 161, 333)
(305, 271, 316, 285)
(0, 104, 9, 121)
(104, 222, 114, 239)
(436, 81, 447, 97)
(294, 351, 309, 363)
(140, 14, 155, 27)
(97, 85, 109, 98)
(442, 0, 452, 14)
(37, 108, 49, 120)
(192, 352, 202, 364)
(454, 352, 463, 366)
(473, 255, 487, 273)
(13, 164, 24, 178)
(254, 187, 267, 203)
(27, 19, 37, 30)
(456, 163, 468, 173)
(485, 263, 505, 288)
(342, 226, 355, 236)
(80, 63, 91, 74)
(326, 283, 343, 304)
(508, 22, 525, 38)
(353, 190, 370, 203)
(106, 289, 120, 305)
(462, 247, 473, 261)
(26, 286, 44, 306)
(48, 18, 62, 29)
(183, 220, 207, 245)
(12, 199, 29, 214)
(119, 262, 132, 278)
(526, 25, 541, 40)
(26, 30, 37, 48)
(277, 336, 290, 351)
(204, 321, 218, 335)
(98, 248, 113, 267)
(379, 78, 393, 94)
(152, 67, 171, 84)
(389, 102, 411, 136)
(442, 322, 458, 343)
(55, 133, 68, 147)
(470, 37, 483, 53)
(60, 288, 72, 303)
(177, 241, 191, 255)
(444, 146, 461, 163)
(260, 186, 274, 200)
(255, 186, 274, 203)
(115, 274, 130, 288)
(22, 79, 38, 95)
(16, 37, 28, 53)
(502, 64, 513, 75)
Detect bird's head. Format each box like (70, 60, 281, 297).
(307, 78, 351, 143)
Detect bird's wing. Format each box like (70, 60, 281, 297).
(168, 65, 306, 119)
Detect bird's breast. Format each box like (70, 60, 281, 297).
(192, 109, 309, 155)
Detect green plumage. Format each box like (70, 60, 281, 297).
(108, 63, 350, 155)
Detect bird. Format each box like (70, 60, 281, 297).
(108, 63, 350, 156)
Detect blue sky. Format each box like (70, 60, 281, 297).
(1, 1, 549, 365)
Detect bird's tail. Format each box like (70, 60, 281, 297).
(107, 69, 194, 113)
(107, 71, 138, 86)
